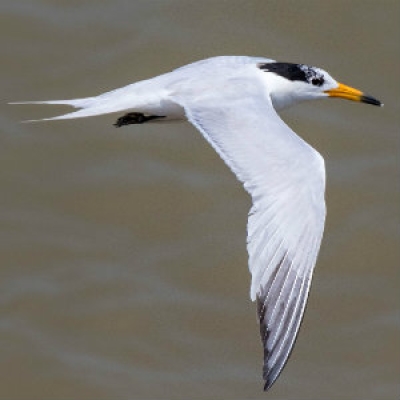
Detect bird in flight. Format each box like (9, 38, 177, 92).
(11, 56, 382, 391)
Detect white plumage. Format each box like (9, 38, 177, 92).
(11, 56, 381, 391)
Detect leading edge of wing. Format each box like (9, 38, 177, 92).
(172, 67, 326, 391)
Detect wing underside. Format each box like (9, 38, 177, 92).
(171, 65, 326, 390)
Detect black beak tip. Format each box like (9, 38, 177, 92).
(361, 94, 383, 107)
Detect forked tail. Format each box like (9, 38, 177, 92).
(9, 97, 113, 122)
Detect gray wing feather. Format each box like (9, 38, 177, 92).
(171, 65, 326, 391)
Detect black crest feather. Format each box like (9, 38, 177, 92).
(258, 62, 325, 86)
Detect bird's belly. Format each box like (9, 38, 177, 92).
(142, 98, 185, 121)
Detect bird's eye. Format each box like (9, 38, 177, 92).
(311, 77, 324, 86)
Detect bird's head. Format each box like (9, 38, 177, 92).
(258, 62, 382, 110)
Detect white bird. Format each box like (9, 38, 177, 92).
(11, 56, 382, 391)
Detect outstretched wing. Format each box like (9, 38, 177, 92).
(172, 66, 326, 391)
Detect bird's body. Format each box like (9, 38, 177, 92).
(11, 56, 381, 391)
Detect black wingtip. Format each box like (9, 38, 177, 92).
(263, 380, 272, 392)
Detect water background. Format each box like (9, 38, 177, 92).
(1, 1, 399, 399)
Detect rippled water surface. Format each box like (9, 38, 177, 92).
(1, 1, 399, 399)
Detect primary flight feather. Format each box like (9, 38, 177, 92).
(11, 56, 382, 391)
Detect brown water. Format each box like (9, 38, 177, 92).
(1, 1, 399, 399)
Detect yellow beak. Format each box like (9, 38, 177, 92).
(325, 83, 382, 106)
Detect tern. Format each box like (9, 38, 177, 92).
(11, 56, 382, 391)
